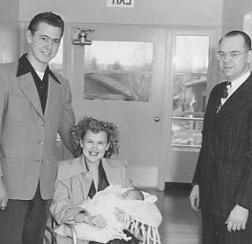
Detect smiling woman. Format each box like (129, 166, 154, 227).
(50, 116, 142, 244)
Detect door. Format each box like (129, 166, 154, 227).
(18, 23, 217, 189)
(67, 24, 167, 188)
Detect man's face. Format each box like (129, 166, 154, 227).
(218, 35, 251, 81)
(26, 22, 62, 69)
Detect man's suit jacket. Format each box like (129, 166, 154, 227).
(0, 60, 75, 200)
(193, 73, 252, 217)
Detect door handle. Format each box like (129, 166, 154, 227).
(154, 116, 160, 122)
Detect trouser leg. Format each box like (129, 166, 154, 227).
(22, 184, 50, 244)
(0, 199, 29, 244)
(201, 209, 217, 244)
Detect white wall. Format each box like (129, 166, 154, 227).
(222, 0, 252, 33)
(0, 0, 19, 63)
(0, 0, 19, 23)
(19, 0, 223, 27)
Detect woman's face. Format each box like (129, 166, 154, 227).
(81, 129, 109, 164)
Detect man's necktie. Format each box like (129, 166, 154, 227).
(222, 81, 231, 98)
(216, 81, 231, 113)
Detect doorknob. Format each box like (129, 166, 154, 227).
(154, 116, 160, 122)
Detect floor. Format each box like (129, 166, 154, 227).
(145, 184, 201, 244)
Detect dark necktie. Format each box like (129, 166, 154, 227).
(222, 81, 231, 98)
(216, 81, 231, 113)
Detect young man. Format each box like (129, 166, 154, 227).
(0, 12, 75, 244)
(189, 30, 252, 244)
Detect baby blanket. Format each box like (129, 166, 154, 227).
(55, 185, 162, 244)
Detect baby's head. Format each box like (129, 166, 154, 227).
(121, 189, 144, 200)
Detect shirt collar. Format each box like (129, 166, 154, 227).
(230, 71, 251, 92)
(16, 53, 60, 84)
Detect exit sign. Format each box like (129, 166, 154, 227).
(107, 0, 135, 8)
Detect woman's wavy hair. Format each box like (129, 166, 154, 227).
(70, 116, 119, 158)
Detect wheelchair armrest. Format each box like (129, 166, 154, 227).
(65, 223, 78, 244)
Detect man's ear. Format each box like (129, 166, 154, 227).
(25, 29, 33, 44)
(247, 49, 252, 64)
(80, 140, 84, 148)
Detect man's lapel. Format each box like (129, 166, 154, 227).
(18, 72, 44, 119)
(44, 74, 61, 119)
(215, 74, 252, 121)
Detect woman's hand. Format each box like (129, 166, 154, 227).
(114, 207, 126, 223)
(74, 212, 106, 228)
(85, 214, 107, 228)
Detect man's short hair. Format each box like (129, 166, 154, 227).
(27, 11, 64, 37)
(219, 30, 252, 50)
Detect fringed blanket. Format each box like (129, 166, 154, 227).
(55, 185, 162, 243)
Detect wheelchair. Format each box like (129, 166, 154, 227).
(44, 217, 78, 244)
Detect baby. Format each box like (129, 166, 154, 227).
(55, 185, 162, 244)
(118, 188, 144, 201)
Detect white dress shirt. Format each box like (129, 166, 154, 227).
(221, 71, 251, 105)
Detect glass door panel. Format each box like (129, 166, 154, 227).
(171, 35, 210, 150)
(70, 25, 166, 188)
(84, 41, 153, 101)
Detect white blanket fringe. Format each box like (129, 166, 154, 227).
(124, 213, 161, 244)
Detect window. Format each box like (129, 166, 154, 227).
(83, 41, 153, 101)
(171, 35, 210, 150)
(0, 27, 18, 63)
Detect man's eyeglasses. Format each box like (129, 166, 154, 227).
(216, 50, 249, 60)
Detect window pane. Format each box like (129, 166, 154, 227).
(0, 27, 17, 63)
(171, 35, 209, 150)
(172, 118, 203, 149)
(84, 41, 153, 101)
(173, 35, 209, 73)
(172, 74, 207, 115)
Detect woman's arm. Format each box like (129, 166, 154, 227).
(50, 179, 87, 225)
(50, 178, 107, 228)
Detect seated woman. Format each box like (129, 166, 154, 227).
(50, 116, 139, 244)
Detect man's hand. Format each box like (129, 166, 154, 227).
(225, 205, 249, 232)
(189, 184, 200, 211)
(0, 178, 8, 210)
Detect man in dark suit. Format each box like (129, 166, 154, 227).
(0, 12, 75, 244)
(189, 30, 252, 244)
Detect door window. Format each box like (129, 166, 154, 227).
(83, 41, 153, 101)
